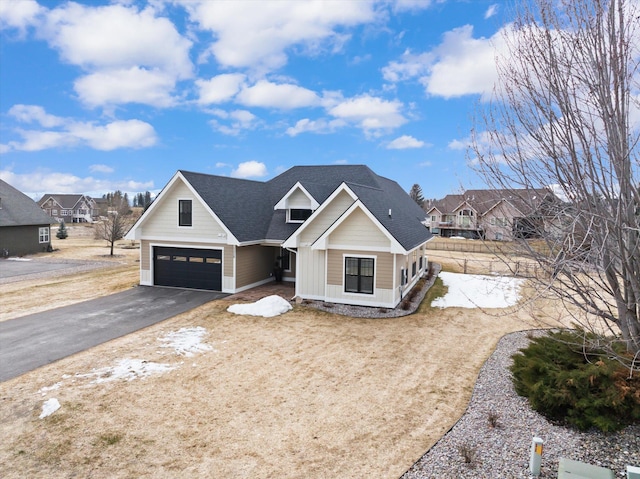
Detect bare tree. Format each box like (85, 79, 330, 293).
(471, 0, 640, 368)
(94, 212, 133, 256)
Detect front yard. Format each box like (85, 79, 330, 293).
(0, 232, 558, 478)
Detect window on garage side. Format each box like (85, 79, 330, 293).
(345, 257, 374, 294)
(178, 199, 192, 227)
(39, 227, 50, 243)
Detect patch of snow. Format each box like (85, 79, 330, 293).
(159, 327, 213, 357)
(39, 398, 60, 418)
(432, 271, 525, 309)
(38, 382, 62, 396)
(77, 359, 175, 384)
(227, 295, 292, 318)
(7, 257, 31, 261)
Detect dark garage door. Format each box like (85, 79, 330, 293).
(154, 246, 222, 291)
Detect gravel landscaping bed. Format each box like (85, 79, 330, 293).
(401, 330, 640, 479)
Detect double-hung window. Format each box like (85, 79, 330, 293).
(345, 257, 374, 294)
(178, 200, 192, 227)
(39, 227, 50, 243)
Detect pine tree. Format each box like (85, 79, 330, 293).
(56, 220, 68, 239)
(409, 184, 425, 207)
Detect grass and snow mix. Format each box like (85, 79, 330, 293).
(433, 272, 525, 309)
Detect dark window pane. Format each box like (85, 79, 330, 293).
(179, 200, 192, 226)
(290, 209, 312, 221)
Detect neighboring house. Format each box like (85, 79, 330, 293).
(126, 165, 432, 308)
(38, 194, 96, 223)
(0, 180, 55, 257)
(425, 188, 554, 241)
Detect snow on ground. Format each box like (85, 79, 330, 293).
(7, 257, 31, 261)
(37, 327, 216, 403)
(39, 398, 60, 419)
(227, 295, 292, 317)
(159, 327, 213, 356)
(76, 359, 176, 384)
(432, 271, 526, 309)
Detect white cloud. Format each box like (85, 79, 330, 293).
(0, 0, 44, 33)
(74, 68, 178, 108)
(68, 120, 158, 151)
(393, 0, 436, 13)
(236, 80, 320, 109)
(196, 73, 246, 105)
(328, 94, 407, 136)
(386, 134, 425, 149)
(382, 25, 503, 99)
(37, 2, 192, 108)
(43, 3, 192, 78)
(0, 168, 154, 198)
(8, 104, 64, 128)
(209, 109, 258, 136)
(4, 105, 158, 152)
(180, 0, 377, 72)
(231, 160, 267, 178)
(424, 25, 500, 98)
(285, 118, 346, 136)
(89, 164, 114, 174)
(485, 4, 499, 20)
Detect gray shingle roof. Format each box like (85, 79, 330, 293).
(180, 165, 431, 251)
(37, 194, 91, 209)
(0, 180, 55, 227)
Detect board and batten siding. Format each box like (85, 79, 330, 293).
(141, 180, 227, 239)
(295, 246, 326, 299)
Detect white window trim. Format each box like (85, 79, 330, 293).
(39, 227, 50, 243)
(177, 198, 193, 228)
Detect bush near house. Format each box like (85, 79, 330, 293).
(511, 330, 640, 432)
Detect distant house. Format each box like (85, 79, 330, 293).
(38, 194, 96, 223)
(126, 165, 432, 308)
(0, 180, 55, 257)
(425, 188, 555, 241)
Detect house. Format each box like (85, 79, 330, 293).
(38, 193, 96, 223)
(425, 188, 554, 241)
(125, 165, 432, 308)
(0, 179, 55, 256)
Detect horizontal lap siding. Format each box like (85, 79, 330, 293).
(328, 208, 389, 248)
(327, 249, 394, 289)
(142, 181, 227, 238)
(236, 245, 274, 288)
(300, 191, 354, 245)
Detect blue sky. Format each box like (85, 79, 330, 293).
(0, 0, 510, 201)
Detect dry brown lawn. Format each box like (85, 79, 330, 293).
(0, 230, 565, 478)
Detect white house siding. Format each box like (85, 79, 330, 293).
(141, 180, 227, 240)
(295, 246, 326, 300)
(328, 208, 389, 249)
(299, 190, 354, 245)
(287, 188, 313, 208)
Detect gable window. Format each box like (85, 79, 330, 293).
(345, 257, 374, 294)
(289, 208, 312, 222)
(39, 227, 50, 243)
(178, 200, 192, 227)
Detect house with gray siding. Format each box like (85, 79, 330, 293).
(0, 180, 55, 257)
(126, 165, 432, 308)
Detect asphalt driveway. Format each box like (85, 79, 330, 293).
(0, 286, 227, 382)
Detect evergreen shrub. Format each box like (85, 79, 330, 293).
(510, 330, 640, 432)
(56, 221, 68, 239)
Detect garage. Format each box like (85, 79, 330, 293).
(154, 246, 222, 291)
